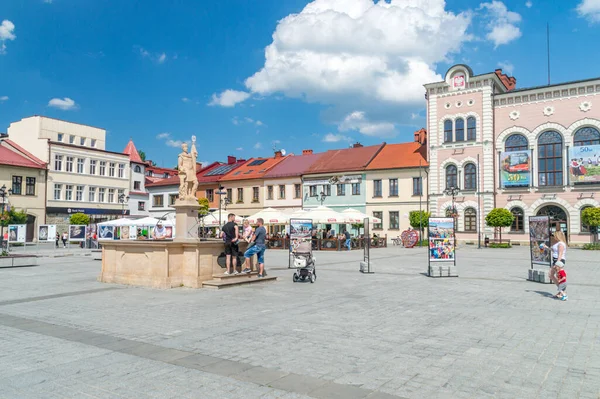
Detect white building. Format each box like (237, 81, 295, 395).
(7, 116, 130, 229)
(145, 177, 179, 220)
(123, 139, 150, 217)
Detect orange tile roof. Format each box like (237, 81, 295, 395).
(366, 142, 428, 170)
(306, 144, 385, 174)
(123, 139, 143, 163)
(219, 156, 288, 181)
(0, 140, 47, 169)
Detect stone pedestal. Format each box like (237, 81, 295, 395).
(173, 199, 200, 242)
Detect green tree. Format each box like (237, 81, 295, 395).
(582, 207, 600, 242)
(198, 197, 210, 216)
(0, 209, 28, 227)
(409, 210, 430, 245)
(138, 150, 146, 162)
(69, 213, 90, 226)
(485, 208, 514, 243)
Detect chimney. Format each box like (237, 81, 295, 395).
(227, 156, 236, 164)
(352, 142, 363, 148)
(302, 149, 313, 155)
(414, 128, 427, 145)
(274, 150, 282, 158)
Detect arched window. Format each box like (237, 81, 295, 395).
(538, 131, 563, 187)
(510, 207, 524, 232)
(581, 205, 594, 233)
(445, 165, 457, 188)
(467, 117, 476, 141)
(444, 120, 453, 143)
(455, 118, 465, 142)
(463, 163, 477, 190)
(573, 127, 600, 146)
(464, 208, 476, 232)
(134, 165, 141, 173)
(505, 134, 528, 152)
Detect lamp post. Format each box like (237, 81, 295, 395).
(443, 186, 460, 223)
(0, 184, 13, 251)
(216, 186, 227, 228)
(118, 193, 130, 217)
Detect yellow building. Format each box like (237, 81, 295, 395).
(0, 139, 47, 241)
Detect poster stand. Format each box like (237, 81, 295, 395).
(427, 217, 458, 278)
(527, 216, 553, 283)
(289, 218, 313, 269)
(360, 217, 373, 273)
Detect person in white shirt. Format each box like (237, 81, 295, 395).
(153, 222, 167, 240)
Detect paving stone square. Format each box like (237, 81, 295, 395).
(0, 245, 599, 398)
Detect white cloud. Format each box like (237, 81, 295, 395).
(577, 0, 600, 22)
(322, 133, 352, 143)
(0, 96, 8, 102)
(254, 142, 262, 149)
(480, 1, 522, 47)
(338, 111, 396, 137)
(48, 97, 77, 111)
(255, 120, 264, 126)
(232, 117, 240, 125)
(181, 97, 190, 103)
(236, 147, 244, 151)
(166, 139, 183, 148)
(224, 0, 471, 110)
(137, 47, 169, 63)
(156, 132, 170, 139)
(525, 1, 533, 8)
(157, 52, 167, 64)
(498, 61, 514, 75)
(244, 117, 254, 123)
(209, 90, 251, 107)
(411, 113, 420, 120)
(43, 0, 53, 3)
(0, 20, 16, 55)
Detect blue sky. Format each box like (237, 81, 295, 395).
(1, 0, 599, 167)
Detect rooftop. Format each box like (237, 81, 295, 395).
(49, 141, 129, 157)
(123, 139, 144, 164)
(366, 142, 428, 170)
(0, 139, 47, 169)
(197, 159, 246, 183)
(263, 152, 324, 179)
(219, 155, 288, 182)
(305, 143, 385, 175)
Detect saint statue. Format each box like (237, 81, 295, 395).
(178, 136, 199, 201)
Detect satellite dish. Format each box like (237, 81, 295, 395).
(281, 149, 287, 156)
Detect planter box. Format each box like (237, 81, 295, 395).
(0, 256, 39, 268)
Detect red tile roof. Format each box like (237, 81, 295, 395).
(123, 139, 144, 164)
(219, 155, 288, 182)
(146, 162, 214, 187)
(197, 160, 246, 183)
(0, 140, 47, 169)
(366, 142, 428, 170)
(263, 153, 324, 179)
(305, 144, 385, 174)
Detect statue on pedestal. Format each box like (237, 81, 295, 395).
(178, 136, 199, 201)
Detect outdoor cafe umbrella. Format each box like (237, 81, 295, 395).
(341, 208, 382, 224)
(202, 211, 242, 227)
(246, 208, 290, 225)
(298, 206, 347, 224)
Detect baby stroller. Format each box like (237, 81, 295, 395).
(292, 252, 316, 283)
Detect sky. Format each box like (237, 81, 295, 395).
(1, 0, 599, 167)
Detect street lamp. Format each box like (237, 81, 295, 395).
(216, 185, 227, 228)
(318, 191, 327, 206)
(118, 193, 130, 217)
(443, 186, 460, 222)
(0, 184, 13, 251)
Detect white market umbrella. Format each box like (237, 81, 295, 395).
(97, 218, 136, 227)
(134, 217, 174, 227)
(247, 208, 290, 225)
(300, 206, 346, 224)
(341, 208, 382, 224)
(202, 211, 243, 227)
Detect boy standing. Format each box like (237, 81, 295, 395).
(556, 261, 568, 301)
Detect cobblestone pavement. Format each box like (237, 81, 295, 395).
(0, 245, 599, 398)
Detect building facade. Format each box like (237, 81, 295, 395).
(7, 116, 131, 230)
(123, 140, 150, 217)
(365, 133, 428, 238)
(425, 64, 600, 245)
(0, 139, 47, 241)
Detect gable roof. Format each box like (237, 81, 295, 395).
(219, 156, 288, 182)
(366, 142, 428, 170)
(305, 144, 385, 175)
(263, 153, 324, 179)
(0, 140, 47, 169)
(197, 160, 246, 183)
(123, 139, 144, 164)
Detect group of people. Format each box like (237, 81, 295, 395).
(310, 229, 353, 250)
(540, 231, 568, 301)
(221, 215, 267, 278)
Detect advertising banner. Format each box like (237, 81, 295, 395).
(7, 224, 26, 243)
(38, 225, 57, 242)
(569, 144, 600, 183)
(69, 225, 86, 241)
(290, 219, 313, 254)
(98, 225, 115, 240)
(500, 151, 531, 187)
(428, 218, 455, 262)
(529, 216, 551, 267)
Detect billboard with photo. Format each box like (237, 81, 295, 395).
(569, 144, 600, 183)
(529, 216, 551, 267)
(500, 151, 530, 187)
(8, 224, 26, 243)
(38, 225, 57, 242)
(428, 217, 455, 262)
(98, 225, 115, 240)
(290, 219, 313, 254)
(69, 225, 86, 241)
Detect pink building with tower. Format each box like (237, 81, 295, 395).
(425, 64, 600, 245)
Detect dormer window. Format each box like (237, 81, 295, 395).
(69, 135, 75, 144)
